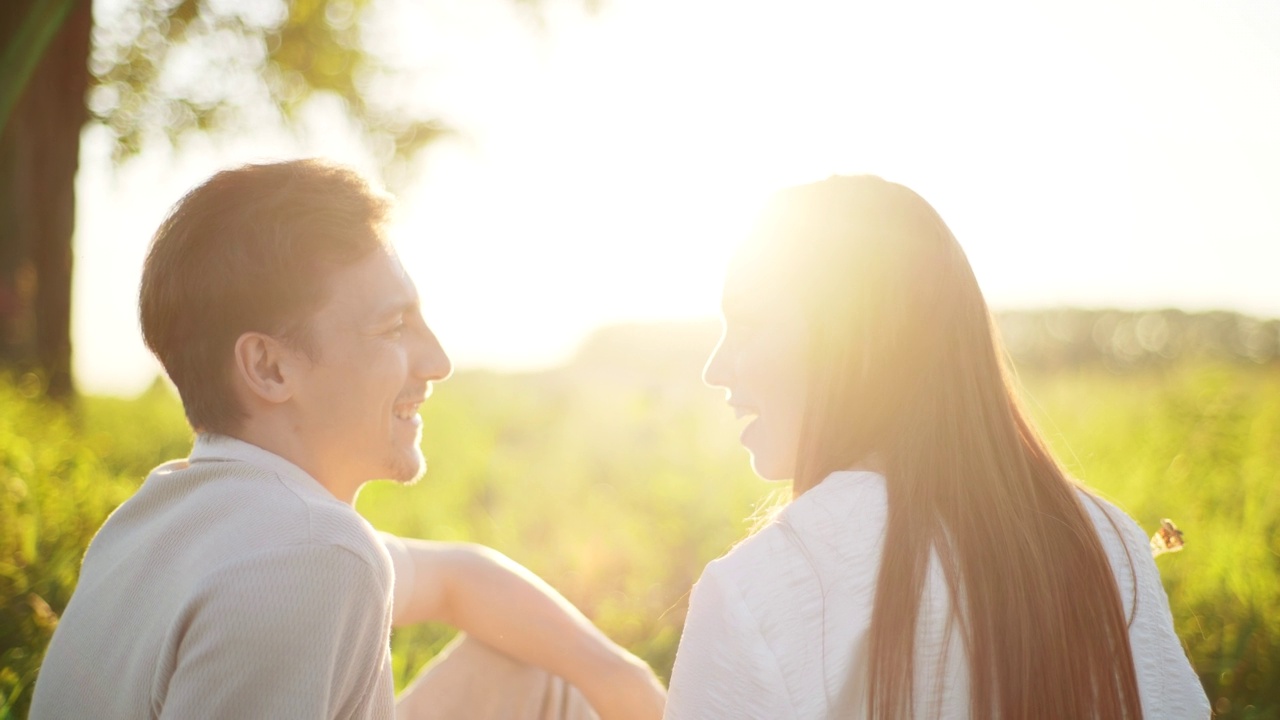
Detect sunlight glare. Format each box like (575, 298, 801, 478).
(70, 0, 1280, 394)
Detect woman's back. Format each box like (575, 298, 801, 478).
(684, 175, 1208, 718)
(663, 471, 1210, 719)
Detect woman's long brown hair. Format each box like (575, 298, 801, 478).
(742, 176, 1142, 718)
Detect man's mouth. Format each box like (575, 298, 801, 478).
(393, 400, 423, 422)
(394, 385, 431, 422)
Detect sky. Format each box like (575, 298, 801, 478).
(72, 0, 1280, 395)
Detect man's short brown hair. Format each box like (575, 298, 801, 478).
(139, 159, 392, 433)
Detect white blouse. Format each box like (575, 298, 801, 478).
(663, 471, 1210, 719)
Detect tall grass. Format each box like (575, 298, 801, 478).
(1020, 365, 1279, 719)
(0, 377, 189, 717)
(1, 361, 1276, 718)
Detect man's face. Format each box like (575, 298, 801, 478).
(287, 247, 451, 496)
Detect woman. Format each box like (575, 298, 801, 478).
(663, 176, 1209, 719)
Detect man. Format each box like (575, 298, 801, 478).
(30, 159, 665, 719)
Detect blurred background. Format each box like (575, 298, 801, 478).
(2, 0, 1278, 717)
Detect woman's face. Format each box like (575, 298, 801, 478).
(703, 262, 810, 481)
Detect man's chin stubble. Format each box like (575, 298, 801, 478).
(390, 454, 426, 485)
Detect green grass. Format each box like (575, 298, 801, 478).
(2, 361, 1277, 718)
(0, 376, 190, 717)
(1019, 365, 1280, 719)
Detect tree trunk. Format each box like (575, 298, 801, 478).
(0, 0, 91, 398)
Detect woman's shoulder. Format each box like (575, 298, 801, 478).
(671, 471, 889, 719)
(1074, 489, 1152, 571)
(705, 470, 889, 608)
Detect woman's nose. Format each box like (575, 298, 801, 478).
(703, 333, 731, 389)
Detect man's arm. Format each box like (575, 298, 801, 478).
(382, 534, 666, 720)
(163, 544, 393, 719)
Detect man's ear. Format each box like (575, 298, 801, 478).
(233, 332, 299, 405)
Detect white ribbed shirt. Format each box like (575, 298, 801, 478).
(30, 434, 397, 719)
(664, 471, 1210, 719)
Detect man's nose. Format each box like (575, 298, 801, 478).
(413, 326, 452, 382)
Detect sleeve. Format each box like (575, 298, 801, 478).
(1085, 497, 1211, 720)
(1120, 522, 1213, 720)
(160, 544, 395, 720)
(379, 531, 416, 627)
(664, 562, 797, 720)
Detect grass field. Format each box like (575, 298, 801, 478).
(2, 333, 1277, 718)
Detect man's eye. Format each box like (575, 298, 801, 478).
(384, 321, 405, 337)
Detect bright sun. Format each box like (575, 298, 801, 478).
(72, 0, 1280, 393)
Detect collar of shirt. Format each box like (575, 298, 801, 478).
(187, 433, 340, 504)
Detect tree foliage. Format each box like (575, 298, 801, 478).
(1, 0, 578, 395)
(87, 0, 450, 184)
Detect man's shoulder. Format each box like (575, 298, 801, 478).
(194, 537, 391, 608)
(191, 455, 393, 581)
(95, 454, 392, 592)
(31, 454, 396, 720)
